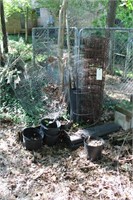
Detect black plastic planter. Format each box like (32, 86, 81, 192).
(40, 118, 61, 146)
(84, 136, 104, 161)
(44, 132, 61, 146)
(22, 127, 43, 151)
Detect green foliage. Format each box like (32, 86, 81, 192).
(127, 72, 133, 79)
(104, 99, 118, 111)
(120, 0, 133, 10)
(4, 0, 133, 29)
(92, 0, 133, 28)
(0, 77, 41, 125)
(0, 36, 36, 125)
(9, 37, 32, 61)
(113, 68, 123, 76)
(114, 67, 133, 78)
(92, 14, 106, 27)
(36, 54, 48, 62)
(36, 0, 61, 16)
(8, 34, 32, 44)
(116, 0, 133, 28)
(0, 35, 49, 125)
(116, 99, 133, 111)
(0, 38, 32, 89)
(4, 0, 21, 17)
(0, 92, 37, 125)
(0, 65, 21, 89)
(90, 0, 108, 27)
(4, 0, 33, 18)
(0, 84, 22, 123)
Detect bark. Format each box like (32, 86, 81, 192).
(25, 7, 29, 43)
(106, 0, 118, 74)
(0, 0, 8, 53)
(58, 0, 68, 91)
(130, 94, 133, 104)
(106, 0, 117, 28)
(66, 10, 73, 86)
(0, 46, 4, 66)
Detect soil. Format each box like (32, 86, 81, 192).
(30, 135, 40, 140)
(0, 73, 133, 199)
(41, 119, 61, 129)
(105, 75, 133, 100)
(85, 139, 104, 147)
(0, 122, 132, 200)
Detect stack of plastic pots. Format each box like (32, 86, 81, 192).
(40, 118, 61, 146)
(22, 127, 43, 151)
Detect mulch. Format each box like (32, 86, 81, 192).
(0, 122, 132, 200)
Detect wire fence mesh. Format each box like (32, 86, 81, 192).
(12, 27, 133, 123)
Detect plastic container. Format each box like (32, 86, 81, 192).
(40, 118, 61, 146)
(84, 136, 104, 161)
(44, 132, 61, 146)
(22, 127, 43, 151)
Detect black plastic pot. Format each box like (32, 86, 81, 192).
(84, 136, 104, 161)
(44, 132, 61, 146)
(40, 118, 61, 146)
(22, 127, 43, 151)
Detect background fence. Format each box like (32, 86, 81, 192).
(13, 27, 133, 122)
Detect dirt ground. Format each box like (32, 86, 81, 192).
(0, 74, 133, 200)
(104, 75, 133, 101)
(0, 122, 132, 200)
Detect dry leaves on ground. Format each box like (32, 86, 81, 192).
(0, 123, 133, 200)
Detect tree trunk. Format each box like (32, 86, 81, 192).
(58, 0, 68, 91)
(106, 0, 117, 27)
(66, 9, 73, 86)
(0, 0, 8, 53)
(106, 0, 118, 74)
(0, 46, 4, 66)
(25, 7, 29, 43)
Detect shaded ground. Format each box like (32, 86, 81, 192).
(0, 122, 132, 200)
(105, 75, 133, 101)
(0, 73, 133, 200)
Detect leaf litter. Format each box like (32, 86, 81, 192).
(0, 123, 133, 200)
